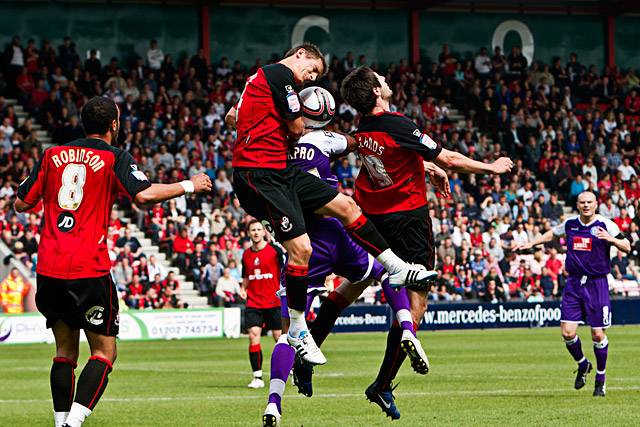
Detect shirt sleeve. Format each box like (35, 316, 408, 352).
(112, 148, 152, 198)
(552, 219, 567, 237)
(601, 216, 624, 239)
(319, 131, 348, 157)
(17, 154, 46, 205)
(385, 114, 442, 161)
(262, 65, 302, 121)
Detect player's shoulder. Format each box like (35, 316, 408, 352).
(299, 130, 347, 156)
(564, 215, 580, 225)
(262, 63, 295, 82)
(594, 214, 619, 232)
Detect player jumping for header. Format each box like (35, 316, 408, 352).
(260, 87, 442, 426)
(514, 191, 630, 397)
(339, 66, 513, 419)
(226, 45, 436, 367)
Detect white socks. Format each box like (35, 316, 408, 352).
(54, 411, 69, 427)
(396, 309, 413, 325)
(253, 369, 263, 378)
(376, 249, 405, 275)
(63, 403, 92, 427)
(269, 378, 286, 399)
(287, 309, 307, 338)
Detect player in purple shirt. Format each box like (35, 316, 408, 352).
(515, 191, 630, 397)
(262, 88, 433, 426)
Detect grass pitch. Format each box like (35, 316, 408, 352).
(1, 327, 640, 426)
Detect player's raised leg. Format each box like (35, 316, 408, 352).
(282, 234, 326, 366)
(315, 196, 437, 288)
(63, 331, 117, 427)
(50, 321, 80, 427)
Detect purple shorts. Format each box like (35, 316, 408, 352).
(561, 275, 612, 328)
(280, 218, 385, 318)
(307, 217, 376, 284)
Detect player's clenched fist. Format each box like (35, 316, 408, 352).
(191, 173, 213, 193)
(491, 157, 514, 174)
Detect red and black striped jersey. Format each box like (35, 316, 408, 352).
(17, 138, 151, 279)
(232, 64, 302, 169)
(354, 112, 442, 215)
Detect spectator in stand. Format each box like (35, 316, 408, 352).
(202, 253, 224, 304)
(483, 279, 505, 303)
(1, 267, 30, 313)
(611, 251, 635, 280)
(474, 47, 492, 81)
(146, 39, 164, 72)
(173, 227, 194, 271)
(214, 267, 242, 307)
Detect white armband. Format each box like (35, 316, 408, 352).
(179, 180, 194, 194)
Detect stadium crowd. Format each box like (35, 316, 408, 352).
(1, 35, 639, 312)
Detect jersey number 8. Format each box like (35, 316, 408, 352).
(58, 164, 86, 210)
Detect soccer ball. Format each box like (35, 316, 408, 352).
(300, 86, 336, 129)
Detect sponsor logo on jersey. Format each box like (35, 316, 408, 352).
(280, 216, 293, 233)
(57, 212, 76, 233)
(248, 270, 274, 281)
(419, 134, 438, 149)
(287, 93, 301, 113)
(85, 306, 105, 325)
(572, 237, 592, 251)
(131, 165, 148, 181)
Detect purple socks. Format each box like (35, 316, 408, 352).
(268, 336, 296, 413)
(593, 337, 608, 383)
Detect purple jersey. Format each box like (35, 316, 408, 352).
(288, 130, 348, 188)
(553, 215, 621, 277)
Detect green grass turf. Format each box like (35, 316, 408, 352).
(1, 327, 640, 426)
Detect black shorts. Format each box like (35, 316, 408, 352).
(233, 165, 339, 241)
(36, 274, 119, 336)
(368, 205, 435, 269)
(245, 306, 282, 330)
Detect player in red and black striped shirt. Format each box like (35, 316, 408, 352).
(15, 97, 212, 427)
(226, 44, 436, 367)
(341, 66, 513, 419)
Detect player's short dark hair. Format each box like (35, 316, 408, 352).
(81, 96, 118, 135)
(340, 66, 381, 114)
(283, 43, 326, 76)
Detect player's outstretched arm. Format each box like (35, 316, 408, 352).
(434, 147, 513, 175)
(134, 173, 212, 207)
(513, 229, 555, 252)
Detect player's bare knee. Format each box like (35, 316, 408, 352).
(561, 328, 576, 341)
(287, 240, 312, 265)
(591, 328, 606, 342)
(56, 348, 79, 363)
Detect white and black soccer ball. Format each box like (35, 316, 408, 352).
(300, 86, 336, 129)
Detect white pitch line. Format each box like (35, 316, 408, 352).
(1, 386, 639, 404)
